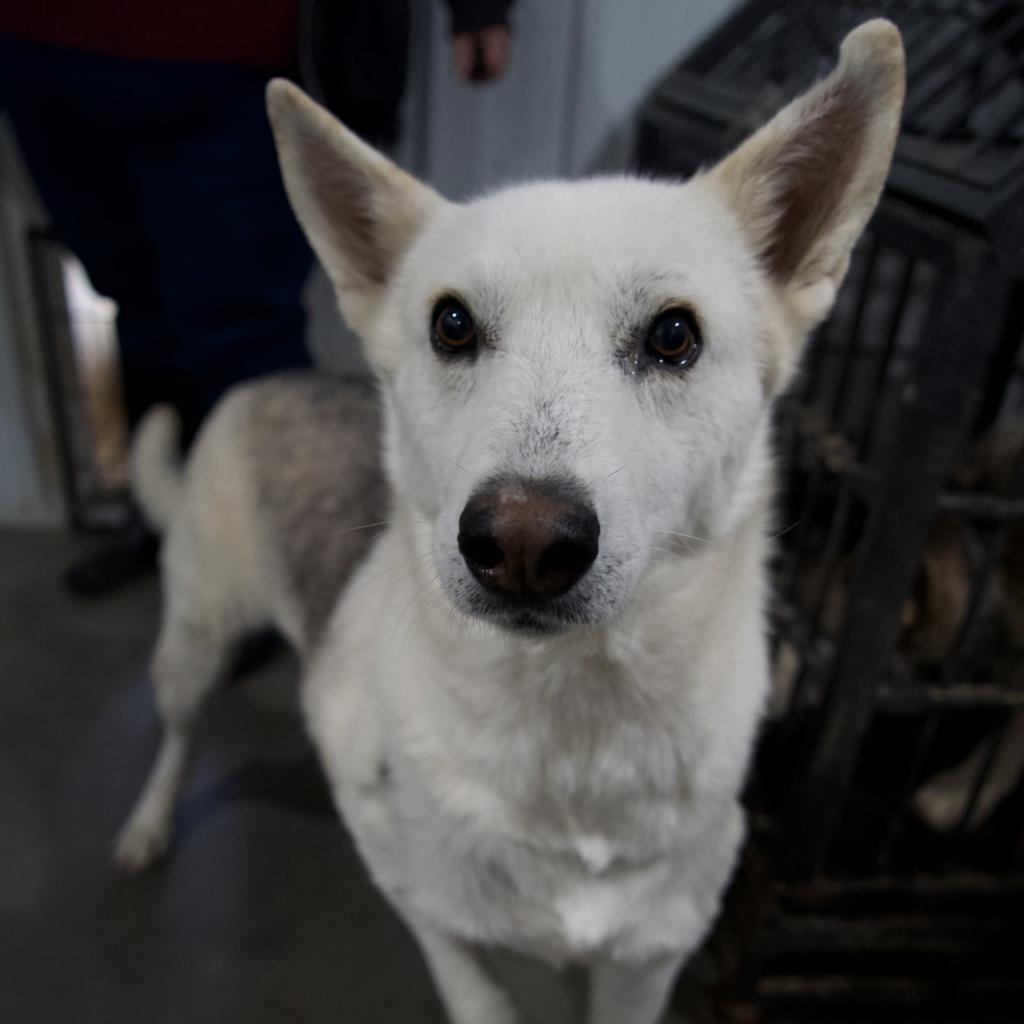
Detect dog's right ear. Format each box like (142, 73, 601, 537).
(267, 79, 443, 341)
(705, 20, 904, 377)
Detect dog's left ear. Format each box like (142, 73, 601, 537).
(266, 79, 444, 348)
(706, 19, 904, 349)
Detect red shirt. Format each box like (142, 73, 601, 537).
(0, 1, 299, 68)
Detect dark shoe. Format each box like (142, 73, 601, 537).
(64, 523, 159, 596)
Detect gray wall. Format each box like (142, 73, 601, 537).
(411, 0, 740, 191)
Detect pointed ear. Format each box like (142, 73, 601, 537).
(266, 79, 444, 339)
(706, 19, 904, 333)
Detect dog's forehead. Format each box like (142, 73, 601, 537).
(415, 176, 741, 302)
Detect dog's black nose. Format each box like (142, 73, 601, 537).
(458, 478, 599, 600)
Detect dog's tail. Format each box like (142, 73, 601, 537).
(129, 404, 184, 533)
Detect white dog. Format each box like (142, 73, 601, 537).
(115, 21, 904, 1024)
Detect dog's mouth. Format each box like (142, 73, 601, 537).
(460, 587, 598, 634)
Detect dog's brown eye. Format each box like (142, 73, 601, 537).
(646, 308, 701, 367)
(432, 299, 477, 353)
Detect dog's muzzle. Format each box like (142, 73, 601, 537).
(457, 476, 599, 604)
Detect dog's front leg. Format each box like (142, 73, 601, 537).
(403, 917, 521, 1024)
(588, 953, 685, 1024)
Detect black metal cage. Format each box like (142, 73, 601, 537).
(637, 2, 1024, 1020)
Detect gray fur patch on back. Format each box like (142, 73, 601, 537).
(241, 373, 388, 648)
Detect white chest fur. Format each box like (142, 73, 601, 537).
(303, 521, 768, 963)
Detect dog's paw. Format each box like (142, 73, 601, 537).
(444, 988, 521, 1024)
(113, 817, 170, 873)
(450, 1002, 519, 1024)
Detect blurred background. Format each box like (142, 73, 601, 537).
(1, 1, 1022, 1023)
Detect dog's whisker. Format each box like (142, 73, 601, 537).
(769, 520, 800, 541)
(400, 579, 446, 652)
(343, 551, 434, 602)
(405, 579, 448, 648)
(649, 544, 685, 559)
(329, 519, 392, 537)
(387, 574, 445, 655)
(655, 530, 712, 544)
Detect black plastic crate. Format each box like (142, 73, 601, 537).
(638, 3, 1024, 1020)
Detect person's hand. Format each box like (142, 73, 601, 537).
(451, 25, 511, 84)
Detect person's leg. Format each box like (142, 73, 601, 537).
(0, 44, 312, 443)
(0, 40, 185, 427)
(0, 47, 312, 588)
(132, 64, 313, 446)
(0, 42, 178, 591)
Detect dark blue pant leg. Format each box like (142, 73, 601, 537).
(0, 40, 184, 427)
(0, 42, 313, 444)
(130, 64, 314, 441)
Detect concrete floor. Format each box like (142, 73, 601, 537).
(0, 528, 447, 1024)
